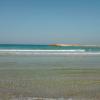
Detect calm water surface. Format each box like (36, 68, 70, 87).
(0, 55, 100, 100)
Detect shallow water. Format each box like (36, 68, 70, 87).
(0, 55, 100, 100)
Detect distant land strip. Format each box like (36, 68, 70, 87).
(49, 44, 100, 47)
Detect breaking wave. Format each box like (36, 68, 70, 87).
(0, 49, 100, 55)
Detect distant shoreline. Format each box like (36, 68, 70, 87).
(49, 44, 100, 47)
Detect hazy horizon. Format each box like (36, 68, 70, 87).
(0, 0, 100, 45)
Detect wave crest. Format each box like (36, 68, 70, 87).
(0, 49, 100, 55)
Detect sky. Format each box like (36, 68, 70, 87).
(0, 0, 100, 45)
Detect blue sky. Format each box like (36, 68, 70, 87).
(0, 0, 100, 44)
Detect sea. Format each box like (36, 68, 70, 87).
(0, 44, 100, 100)
(0, 44, 100, 55)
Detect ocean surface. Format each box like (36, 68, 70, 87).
(0, 44, 100, 100)
(0, 44, 100, 55)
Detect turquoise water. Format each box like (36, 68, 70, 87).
(0, 44, 100, 52)
(0, 44, 100, 56)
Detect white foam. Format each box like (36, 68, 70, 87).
(0, 49, 85, 52)
(0, 49, 100, 55)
